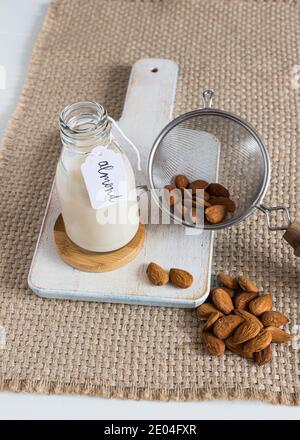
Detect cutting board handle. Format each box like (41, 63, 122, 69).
(118, 58, 179, 185)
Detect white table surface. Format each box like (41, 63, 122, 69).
(0, 0, 299, 420)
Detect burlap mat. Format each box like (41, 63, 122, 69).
(0, 0, 300, 404)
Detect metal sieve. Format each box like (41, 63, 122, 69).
(147, 90, 293, 234)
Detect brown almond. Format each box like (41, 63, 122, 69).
(202, 332, 225, 356)
(204, 191, 210, 201)
(212, 288, 234, 314)
(234, 291, 259, 310)
(266, 326, 294, 343)
(164, 185, 179, 207)
(234, 309, 264, 329)
(207, 183, 230, 198)
(238, 275, 259, 293)
(243, 329, 272, 353)
(225, 336, 254, 359)
(249, 293, 272, 316)
(209, 196, 236, 213)
(232, 320, 261, 344)
(175, 174, 189, 189)
(205, 205, 227, 224)
(255, 344, 272, 366)
(220, 287, 236, 299)
(196, 303, 223, 320)
(146, 262, 169, 286)
(192, 196, 211, 209)
(189, 179, 209, 193)
(261, 311, 289, 328)
(203, 312, 223, 331)
(217, 272, 239, 290)
(213, 314, 244, 339)
(169, 268, 193, 289)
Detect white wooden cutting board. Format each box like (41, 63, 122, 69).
(28, 58, 216, 308)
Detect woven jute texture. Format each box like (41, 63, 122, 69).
(0, 0, 300, 404)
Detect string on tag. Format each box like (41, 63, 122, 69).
(108, 116, 142, 171)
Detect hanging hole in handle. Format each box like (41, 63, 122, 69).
(151, 68, 158, 73)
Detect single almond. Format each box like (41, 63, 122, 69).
(255, 344, 272, 366)
(232, 320, 261, 344)
(146, 262, 169, 286)
(266, 326, 294, 343)
(238, 275, 259, 293)
(225, 336, 254, 359)
(175, 174, 189, 189)
(196, 303, 223, 320)
(202, 332, 225, 356)
(249, 293, 272, 316)
(192, 196, 211, 209)
(234, 309, 264, 329)
(164, 185, 179, 207)
(209, 196, 236, 213)
(205, 205, 227, 224)
(234, 291, 259, 310)
(211, 288, 234, 314)
(261, 311, 289, 328)
(243, 329, 272, 353)
(207, 183, 230, 198)
(213, 314, 244, 339)
(203, 312, 223, 331)
(189, 179, 209, 193)
(204, 191, 210, 201)
(220, 287, 236, 299)
(169, 268, 193, 288)
(217, 272, 239, 290)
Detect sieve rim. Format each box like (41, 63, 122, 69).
(147, 107, 271, 230)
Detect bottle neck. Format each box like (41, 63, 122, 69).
(59, 101, 111, 152)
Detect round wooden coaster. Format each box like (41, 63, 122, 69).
(54, 215, 145, 273)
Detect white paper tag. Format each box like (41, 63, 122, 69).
(81, 146, 128, 210)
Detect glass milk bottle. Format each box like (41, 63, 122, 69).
(56, 101, 140, 252)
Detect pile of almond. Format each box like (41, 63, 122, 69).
(197, 273, 293, 366)
(165, 175, 236, 224)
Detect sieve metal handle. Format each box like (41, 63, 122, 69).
(256, 204, 291, 231)
(257, 204, 300, 256)
(202, 90, 214, 108)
